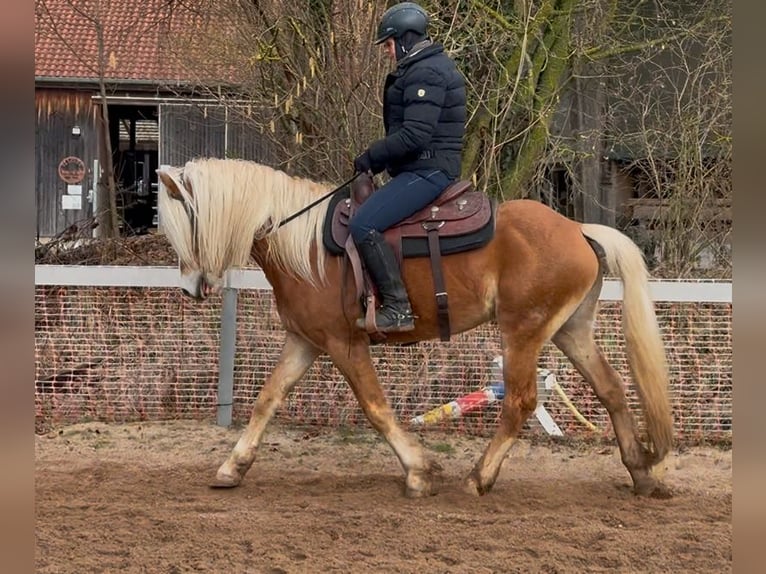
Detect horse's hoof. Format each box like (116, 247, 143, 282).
(405, 462, 442, 497)
(647, 482, 673, 499)
(209, 472, 241, 489)
(464, 476, 493, 496)
(633, 479, 673, 499)
(405, 483, 433, 498)
(405, 474, 437, 498)
(464, 477, 482, 497)
(464, 471, 493, 496)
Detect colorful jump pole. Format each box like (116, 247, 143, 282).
(410, 381, 506, 426)
(409, 358, 594, 437)
(410, 364, 564, 436)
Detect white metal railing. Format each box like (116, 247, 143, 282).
(34, 265, 732, 302)
(35, 265, 270, 290)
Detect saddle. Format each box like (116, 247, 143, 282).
(324, 174, 495, 341)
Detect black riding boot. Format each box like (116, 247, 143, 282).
(355, 230, 415, 333)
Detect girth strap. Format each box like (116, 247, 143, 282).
(424, 222, 451, 341)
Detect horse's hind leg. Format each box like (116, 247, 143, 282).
(212, 332, 320, 488)
(328, 339, 441, 498)
(552, 295, 670, 497)
(466, 336, 542, 496)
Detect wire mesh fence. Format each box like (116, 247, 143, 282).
(34, 271, 732, 444)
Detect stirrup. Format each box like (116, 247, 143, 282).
(377, 307, 415, 333)
(356, 305, 415, 333)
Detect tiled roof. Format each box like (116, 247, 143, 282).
(35, 0, 203, 83)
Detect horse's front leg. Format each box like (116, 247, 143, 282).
(328, 339, 442, 498)
(211, 332, 320, 488)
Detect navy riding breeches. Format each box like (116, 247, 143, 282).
(348, 169, 453, 243)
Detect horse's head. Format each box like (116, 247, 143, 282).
(158, 158, 334, 295)
(156, 165, 223, 300)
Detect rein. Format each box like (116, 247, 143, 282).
(276, 172, 361, 229)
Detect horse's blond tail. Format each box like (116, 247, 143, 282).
(581, 223, 673, 465)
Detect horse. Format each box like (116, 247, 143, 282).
(156, 157, 674, 499)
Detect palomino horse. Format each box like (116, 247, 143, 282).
(157, 158, 673, 498)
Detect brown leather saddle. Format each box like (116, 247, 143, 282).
(326, 174, 495, 341)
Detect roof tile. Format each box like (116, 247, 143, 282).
(35, 0, 203, 83)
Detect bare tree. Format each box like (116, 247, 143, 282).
(441, 0, 731, 275)
(164, 0, 730, 274)
(586, 0, 732, 276)
(162, 0, 388, 182)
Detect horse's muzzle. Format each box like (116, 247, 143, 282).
(179, 271, 220, 301)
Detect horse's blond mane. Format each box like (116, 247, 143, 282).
(157, 166, 196, 266)
(158, 158, 333, 286)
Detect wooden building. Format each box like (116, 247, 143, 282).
(34, 0, 272, 239)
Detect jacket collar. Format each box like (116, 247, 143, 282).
(397, 41, 443, 68)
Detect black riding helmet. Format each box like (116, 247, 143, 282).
(374, 2, 429, 45)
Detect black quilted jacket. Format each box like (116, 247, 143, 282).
(367, 42, 466, 179)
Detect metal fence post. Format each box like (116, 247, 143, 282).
(217, 286, 238, 427)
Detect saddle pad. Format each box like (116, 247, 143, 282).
(322, 189, 496, 258)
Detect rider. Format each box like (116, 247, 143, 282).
(350, 1, 467, 333)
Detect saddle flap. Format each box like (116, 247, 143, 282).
(398, 189, 485, 225)
(433, 180, 472, 206)
(331, 191, 493, 246)
(391, 191, 492, 239)
(349, 175, 470, 210)
(327, 175, 495, 258)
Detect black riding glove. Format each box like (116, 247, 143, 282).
(353, 150, 373, 175)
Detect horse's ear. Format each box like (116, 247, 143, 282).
(157, 168, 187, 201)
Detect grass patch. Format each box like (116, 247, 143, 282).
(331, 427, 379, 445)
(426, 441, 456, 455)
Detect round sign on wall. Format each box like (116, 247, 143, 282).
(58, 156, 86, 184)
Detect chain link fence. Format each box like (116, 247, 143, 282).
(35, 266, 731, 444)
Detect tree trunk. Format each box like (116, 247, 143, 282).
(500, 0, 576, 199)
(94, 17, 119, 238)
(573, 71, 604, 223)
(97, 88, 119, 237)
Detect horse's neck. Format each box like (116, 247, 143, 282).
(251, 238, 334, 295)
(250, 241, 270, 268)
